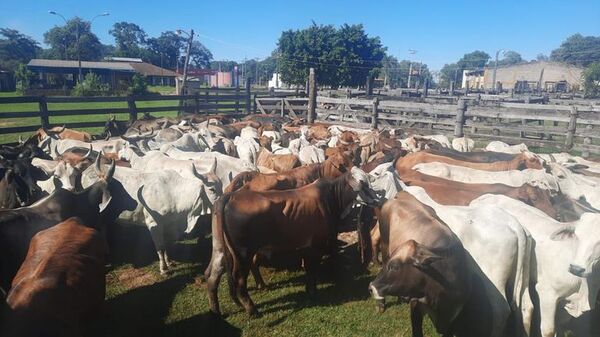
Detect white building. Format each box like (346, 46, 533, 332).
(268, 73, 286, 89)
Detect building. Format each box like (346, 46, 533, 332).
(268, 73, 286, 89)
(461, 69, 484, 90)
(0, 68, 15, 92)
(483, 61, 584, 92)
(26, 59, 178, 94)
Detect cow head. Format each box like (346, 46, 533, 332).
(86, 155, 116, 213)
(349, 167, 382, 207)
(517, 184, 558, 220)
(369, 239, 443, 310)
(516, 152, 543, 170)
(190, 159, 223, 207)
(551, 213, 600, 278)
(324, 152, 353, 178)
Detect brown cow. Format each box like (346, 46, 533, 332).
(369, 192, 472, 337)
(396, 151, 543, 172)
(226, 152, 352, 193)
(395, 165, 558, 220)
(206, 167, 380, 316)
(256, 148, 301, 173)
(2, 217, 106, 337)
(36, 126, 92, 143)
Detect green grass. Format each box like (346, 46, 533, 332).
(0, 91, 180, 144)
(148, 85, 177, 95)
(91, 223, 437, 337)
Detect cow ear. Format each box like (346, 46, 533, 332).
(387, 257, 404, 271)
(550, 225, 575, 241)
(398, 240, 443, 268)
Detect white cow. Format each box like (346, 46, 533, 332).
(33, 160, 78, 193)
(81, 158, 216, 275)
(271, 140, 293, 155)
(547, 162, 600, 209)
(262, 130, 281, 141)
(298, 145, 325, 165)
(486, 141, 529, 154)
(412, 162, 558, 191)
(539, 153, 600, 173)
(451, 137, 475, 152)
(233, 136, 260, 164)
(119, 147, 222, 197)
(158, 145, 257, 186)
(471, 194, 600, 337)
(240, 126, 259, 140)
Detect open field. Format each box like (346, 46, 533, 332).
(92, 222, 438, 337)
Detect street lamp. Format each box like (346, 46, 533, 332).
(49, 11, 109, 83)
(176, 29, 194, 97)
(492, 49, 506, 93)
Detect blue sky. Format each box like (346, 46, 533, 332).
(1, 0, 599, 70)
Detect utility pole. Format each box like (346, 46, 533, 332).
(177, 29, 194, 96)
(492, 49, 505, 93)
(407, 49, 417, 89)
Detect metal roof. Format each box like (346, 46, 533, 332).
(104, 57, 144, 63)
(28, 59, 135, 72)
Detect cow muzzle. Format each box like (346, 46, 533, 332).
(569, 264, 586, 278)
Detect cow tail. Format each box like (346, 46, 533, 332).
(216, 193, 241, 306)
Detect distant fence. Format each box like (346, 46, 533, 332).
(257, 96, 600, 157)
(0, 85, 302, 143)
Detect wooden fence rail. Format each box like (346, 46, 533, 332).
(256, 95, 600, 157)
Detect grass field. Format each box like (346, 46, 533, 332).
(91, 222, 438, 337)
(0, 88, 180, 144)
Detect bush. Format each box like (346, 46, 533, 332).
(14, 63, 35, 94)
(583, 62, 600, 98)
(71, 72, 110, 96)
(127, 74, 149, 96)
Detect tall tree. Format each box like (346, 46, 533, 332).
(440, 51, 490, 87)
(145, 31, 184, 70)
(536, 53, 549, 61)
(109, 22, 147, 58)
(550, 34, 600, 67)
(496, 51, 523, 66)
(43, 17, 103, 61)
(0, 28, 40, 72)
(277, 23, 385, 88)
(188, 40, 213, 68)
(583, 62, 600, 98)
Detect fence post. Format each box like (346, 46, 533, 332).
(38, 96, 50, 129)
(423, 78, 429, 97)
(307, 68, 316, 124)
(449, 81, 455, 96)
(127, 96, 138, 122)
(371, 97, 379, 130)
(235, 84, 240, 114)
(252, 93, 257, 114)
(582, 124, 592, 158)
(204, 90, 209, 116)
(245, 79, 251, 114)
(454, 99, 466, 138)
(565, 106, 578, 150)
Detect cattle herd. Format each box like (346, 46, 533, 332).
(0, 112, 599, 337)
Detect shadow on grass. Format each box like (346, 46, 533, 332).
(164, 313, 241, 337)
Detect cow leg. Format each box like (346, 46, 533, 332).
(410, 299, 425, 337)
(250, 254, 267, 290)
(233, 254, 257, 316)
(147, 223, 168, 275)
(521, 286, 534, 337)
(370, 223, 381, 265)
(206, 249, 226, 315)
(302, 252, 320, 297)
(536, 285, 557, 337)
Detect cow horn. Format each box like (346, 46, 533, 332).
(83, 144, 93, 160)
(57, 125, 66, 133)
(209, 157, 217, 174)
(105, 131, 111, 141)
(549, 154, 556, 163)
(94, 152, 102, 174)
(18, 135, 24, 145)
(105, 160, 116, 181)
(54, 144, 63, 157)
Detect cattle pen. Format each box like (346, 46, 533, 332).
(2, 90, 600, 158)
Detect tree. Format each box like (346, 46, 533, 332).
(71, 72, 109, 96)
(496, 51, 523, 66)
(276, 23, 385, 88)
(550, 34, 600, 67)
(536, 53, 549, 61)
(145, 31, 184, 70)
(127, 74, 148, 95)
(209, 60, 238, 72)
(43, 17, 103, 61)
(109, 22, 147, 58)
(13, 63, 35, 93)
(0, 28, 40, 72)
(583, 62, 600, 98)
(440, 51, 490, 88)
(189, 41, 212, 68)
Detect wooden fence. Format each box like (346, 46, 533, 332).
(257, 96, 600, 157)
